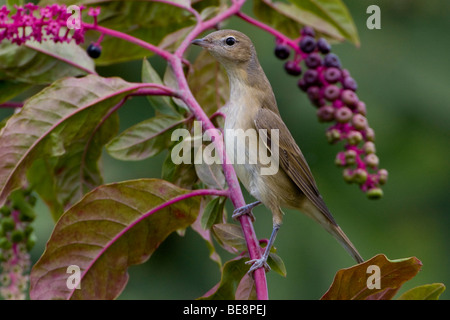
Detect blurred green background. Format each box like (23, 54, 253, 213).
(3, 0, 447, 299)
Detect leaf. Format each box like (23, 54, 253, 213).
(195, 145, 226, 189)
(253, 0, 305, 39)
(398, 283, 446, 300)
(191, 197, 222, 267)
(200, 196, 226, 230)
(321, 254, 423, 300)
(0, 80, 31, 103)
(188, 50, 229, 117)
(267, 252, 287, 277)
(0, 75, 141, 209)
(30, 178, 202, 300)
(253, 0, 359, 45)
(288, 0, 359, 45)
(161, 149, 198, 189)
(0, 41, 95, 84)
(80, 1, 196, 65)
(199, 256, 249, 300)
(212, 223, 246, 253)
(235, 273, 257, 300)
(106, 114, 185, 161)
(141, 59, 179, 117)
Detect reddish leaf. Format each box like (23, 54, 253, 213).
(321, 254, 422, 300)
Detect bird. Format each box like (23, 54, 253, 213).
(192, 30, 364, 273)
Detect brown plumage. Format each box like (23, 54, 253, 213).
(192, 30, 363, 273)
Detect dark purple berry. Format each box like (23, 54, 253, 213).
(284, 61, 302, 76)
(307, 86, 321, 101)
(303, 69, 319, 84)
(305, 52, 322, 69)
(297, 77, 309, 92)
(323, 67, 342, 83)
(317, 38, 331, 54)
(301, 26, 315, 37)
(299, 36, 316, 53)
(323, 53, 341, 68)
(317, 105, 335, 122)
(342, 76, 358, 91)
(274, 44, 290, 60)
(323, 84, 341, 101)
(87, 43, 101, 59)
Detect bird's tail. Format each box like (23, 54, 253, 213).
(302, 203, 364, 264)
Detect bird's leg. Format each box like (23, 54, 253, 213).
(232, 201, 261, 222)
(246, 224, 281, 274)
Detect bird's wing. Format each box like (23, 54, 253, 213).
(254, 108, 337, 226)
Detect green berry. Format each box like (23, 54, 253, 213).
(367, 188, 383, 199)
(11, 230, 24, 243)
(0, 237, 12, 250)
(1, 217, 15, 232)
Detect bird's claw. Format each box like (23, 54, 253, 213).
(246, 258, 271, 274)
(232, 206, 256, 222)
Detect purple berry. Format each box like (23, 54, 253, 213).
(274, 44, 290, 60)
(356, 101, 367, 115)
(317, 105, 335, 122)
(301, 26, 315, 37)
(323, 84, 341, 101)
(305, 52, 322, 69)
(324, 53, 341, 68)
(299, 36, 316, 53)
(317, 38, 331, 54)
(87, 43, 101, 58)
(284, 60, 302, 76)
(323, 67, 341, 83)
(307, 86, 321, 101)
(342, 76, 358, 91)
(297, 77, 309, 92)
(303, 69, 319, 85)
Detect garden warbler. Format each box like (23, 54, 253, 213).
(192, 30, 364, 273)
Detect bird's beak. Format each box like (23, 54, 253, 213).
(191, 38, 212, 49)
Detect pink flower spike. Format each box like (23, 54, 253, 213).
(88, 7, 101, 17)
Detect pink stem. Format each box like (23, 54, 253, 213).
(0, 102, 23, 108)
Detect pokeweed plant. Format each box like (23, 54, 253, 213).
(0, 0, 443, 300)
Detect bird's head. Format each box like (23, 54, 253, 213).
(192, 30, 255, 69)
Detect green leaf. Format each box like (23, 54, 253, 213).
(267, 252, 287, 277)
(30, 178, 201, 300)
(188, 50, 229, 116)
(161, 150, 198, 189)
(194, 145, 226, 189)
(199, 256, 249, 300)
(253, 0, 359, 45)
(212, 223, 246, 253)
(0, 75, 141, 209)
(141, 59, 179, 117)
(0, 41, 95, 84)
(321, 254, 423, 300)
(253, 0, 305, 39)
(398, 283, 446, 300)
(0, 80, 31, 104)
(83, 1, 195, 65)
(106, 115, 185, 161)
(288, 0, 359, 45)
(200, 196, 226, 230)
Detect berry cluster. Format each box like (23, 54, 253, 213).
(0, 4, 100, 45)
(0, 189, 37, 300)
(274, 26, 387, 198)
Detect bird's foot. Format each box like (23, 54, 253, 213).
(232, 201, 261, 222)
(246, 257, 271, 274)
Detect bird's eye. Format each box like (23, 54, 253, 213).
(225, 37, 236, 46)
